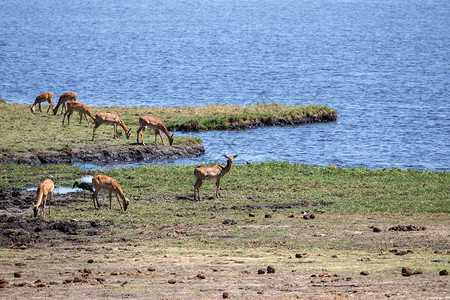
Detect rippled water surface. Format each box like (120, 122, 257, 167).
(1, 0, 449, 170)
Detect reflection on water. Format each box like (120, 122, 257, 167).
(25, 176, 94, 194)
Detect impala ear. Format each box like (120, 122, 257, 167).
(233, 155, 238, 158)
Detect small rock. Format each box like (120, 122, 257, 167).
(87, 259, 94, 264)
(309, 214, 315, 219)
(288, 214, 295, 218)
(401, 267, 413, 276)
(267, 266, 276, 274)
(0, 278, 8, 288)
(73, 276, 83, 283)
(168, 279, 176, 284)
(222, 292, 230, 298)
(83, 268, 92, 274)
(196, 274, 206, 279)
(303, 215, 310, 220)
(14, 272, 21, 278)
(373, 227, 381, 232)
(265, 214, 272, 218)
(439, 270, 448, 276)
(257, 269, 266, 274)
(249, 213, 255, 217)
(148, 267, 156, 272)
(360, 271, 369, 276)
(295, 253, 303, 258)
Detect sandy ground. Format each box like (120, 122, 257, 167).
(0, 188, 448, 299)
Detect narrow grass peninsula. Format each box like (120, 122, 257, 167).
(0, 102, 336, 164)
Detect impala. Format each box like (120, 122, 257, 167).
(91, 175, 129, 211)
(62, 101, 95, 126)
(92, 112, 131, 141)
(137, 115, 174, 146)
(53, 92, 78, 115)
(193, 155, 238, 201)
(32, 179, 55, 217)
(30, 92, 54, 113)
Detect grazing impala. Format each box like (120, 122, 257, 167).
(193, 155, 238, 201)
(137, 115, 174, 146)
(91, 175, 129, 211)
(53, 92, 78, 115)
(62, 101, 95, 126)
(92, 112, 131, 141)
(30, 92, 54, 113)
(33, 179, 55, 217)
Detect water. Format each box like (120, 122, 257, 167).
(1, 0, 449, 170)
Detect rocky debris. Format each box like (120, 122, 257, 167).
(389, 225, 426, 232)
(373, 227, 381, 232)
(360, 271, 369, 276)
(222, 219, 237, 225)
(257, 269, 266, 274)
(222, 292, 230, 298)
(168, 279, 177, 284)
(14, 271, 21, 278)
(390, 249, 414, 256)
(267, 266, 276, 274)
(0, 278, 8, 288)
(439, 270, 448, 276)
(401, 267, 423, 276)
(303, 214, 315, 220)
(0, 143, 205, 166)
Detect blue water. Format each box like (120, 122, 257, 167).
(1, 0, 449, 170)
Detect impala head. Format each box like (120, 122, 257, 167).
(53, 107, 58, 115)
(30, 105, 35, 113)
(126, 128, 132, 139)
(168, 133, 174, 146)
(123, 197, 130, 211)
(32, 203, 39, 217)
(224, 154, 238, 163)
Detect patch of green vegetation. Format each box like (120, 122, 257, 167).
(0, 102, 334, 154)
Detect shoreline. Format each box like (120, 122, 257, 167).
(0, 143, 205, 166)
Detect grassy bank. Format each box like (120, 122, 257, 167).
(0, 102, 336, 153)
(0, 163, 448, 298)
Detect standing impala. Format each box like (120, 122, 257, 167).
(193, 155, 238, 201)
(91, 175, 129, 211)
(30, 92, 54, 113)
(53, 92, 78, 115)
(137, 115, 174, 146)
(92, 112, 132, 141)
(62, 101, 95, 126)
(33, 179, 55, 217)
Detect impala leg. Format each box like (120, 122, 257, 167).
(38, 103, 42, 112)
(109, 191, 113, 209)
(114, 124, 118, 139)
(48, 191, 52, 216)
(46, 104, 51, 113)
(216, 178, 221, 197)
(79, 112, 83, 125)
(194, 179, 203, 201)
(84, 114, 90, 124)
(116, 193, 124, 211)
(92, 125, 99, 141)
(158, 130, 165, 145)
(92, 190, 99, 209)
(154, 130, 158, 145)
(42, 195, 47, 217)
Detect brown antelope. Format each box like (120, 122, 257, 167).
(32, 179, 55, 217)
(137, 115, 174, 146)
(92, 112, 132, 141)
(91, 175, 129, 211)
(193, 155, 238, 201)
(30, 92, 54, 113)
(62, 101, 95, 126)
(53, 92, 78, 115)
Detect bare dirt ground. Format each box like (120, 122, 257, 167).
(0, 188, 448, 299)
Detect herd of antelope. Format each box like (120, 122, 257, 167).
(30, 92, 238, 217)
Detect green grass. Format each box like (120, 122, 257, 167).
(0, 102, 336, 153)
(1, 162, 447, 216)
